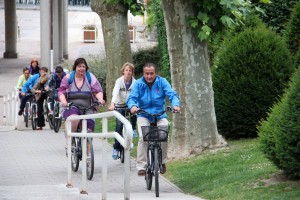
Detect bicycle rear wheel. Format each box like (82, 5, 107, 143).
(44, 100, 54, 129)
(31, 104, 37, 130)
(86, 138, 94, 180)
(146, 148, 153, 190)
(71, 137, 80, 172)
(24, 103, 29, 127)
(154, 147, 159, 197)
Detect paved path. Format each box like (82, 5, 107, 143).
(0, 4, 204, 200)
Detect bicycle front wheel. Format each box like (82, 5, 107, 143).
(154, 147, 159, 197)
(146, 148, 153, 190)
(24, 103, 29, 127)
(86, 138, 94, 180)
(71, 137, 79, 172)
(53, 103, 61, 133)
(31, 104, 37, 130)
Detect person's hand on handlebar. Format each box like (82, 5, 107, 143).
(173, 106, 180, 113)
(97, 98, 105, 105)
(130, 106, 138, 114)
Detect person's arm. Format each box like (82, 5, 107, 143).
(127, 81, 140, 113)
(58, 75, 70, 107)
(162, 78, 180, 112)
(17, 75, 24, 90)
(21, 75, 36, 94)
(109, 78, 121, 110)
(89, 73, 105, 105)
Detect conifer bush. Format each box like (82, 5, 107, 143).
(285, 0, 300, 55)
(212, 26, 294, 138)
(258, 67, 300, 178)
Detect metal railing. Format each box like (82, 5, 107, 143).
(66, 110, 133, 200)
(2, 87, 19, 128)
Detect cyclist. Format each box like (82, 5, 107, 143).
(27, 58, 40, 75)
(45, 66, 66, 115)
(58, 58, 105, 137)
(108, 62, 137, 160)
(127, 63, 180, 176)
(17, 67, 31, 99)
(20, 67, 49, 130)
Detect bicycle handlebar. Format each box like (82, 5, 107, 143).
(136, 106, 177, 117)
(67, 101, 101, 114)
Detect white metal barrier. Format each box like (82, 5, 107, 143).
(2, 87, 19, 128)
(66, 111, 133, 200)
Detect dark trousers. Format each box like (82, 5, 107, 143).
(37, 93, 47, 127)
(19, 94, 33, 111)
(113, 109, 137, 150)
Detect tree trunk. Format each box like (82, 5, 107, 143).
(161, 0, 227, 159)
(91, 0, 132, 101)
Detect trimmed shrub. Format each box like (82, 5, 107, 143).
(212, 26, 294, 139)
(258, 66, 300, 178)
(258, 0, 298, 35)
(285, 0, 300, 55)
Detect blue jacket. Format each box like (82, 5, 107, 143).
(127, 75, 180, 122)
(21, 73, 40, 93)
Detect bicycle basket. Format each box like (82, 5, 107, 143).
(141, 125, 169, 142)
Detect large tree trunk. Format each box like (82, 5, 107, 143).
(161, 0, 227, 159)
(91, 0, 132, 101)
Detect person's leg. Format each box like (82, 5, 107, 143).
(136, 117, 150, 172)
(130, 114, 138, 137)
(63, 107, 81, 142)
(113, 109, 125, 150)
(19, 95, 32, 114)
(36, 94, 46, 128)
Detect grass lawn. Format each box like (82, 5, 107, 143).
(164, 138, 300, 200)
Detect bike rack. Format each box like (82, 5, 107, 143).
(66, 111, 133, 200)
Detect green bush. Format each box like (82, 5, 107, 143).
(258, 66, 300, 178)
(258, 0, 298, 35)
(285, 0, 300, 55)
(212, 26, 294, 139)
(132, 46, 160, 78)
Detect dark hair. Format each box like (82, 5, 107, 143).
(143, 63, 157, 72)
(30, 58, 39, 66)
(23, 67, 30, 73)
(72, 57, 89, 71)
(55, 66, 63, 73)
(40, 66, 48, 72)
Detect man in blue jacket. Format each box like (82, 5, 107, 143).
(127, 63, 180, 176)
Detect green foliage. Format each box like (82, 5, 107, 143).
(258, 0, 298, 35)
(285, 0, 300, 55)
(105, 0, 144, 15)
(146, 0, 170, 81)
(187, 0, 269, 41)
(132, 46, 160, 78)
(258, 66, 300, 178)
(212, 26, 294, 139)
(86, 56, 107, 98)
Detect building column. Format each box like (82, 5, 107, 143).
(52, 0, 59, 66)
(40, 0, 51, 68)
(3, 0, 18, 58)
(58, 1, 63, 62)
(63, 0, 69, 59)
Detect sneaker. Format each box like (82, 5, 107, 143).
(112, 149, 118, 160)
(137, 169, 145, 176)
(18, 110, 23, 116)
(133, 130, 138, 138)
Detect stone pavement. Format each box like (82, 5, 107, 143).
(0, 4, 204, 200)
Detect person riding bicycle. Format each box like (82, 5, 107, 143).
(17, 67, 31, 99)
(58, 57, 105, 136)
(108, 62, 137, 160)
(27, 58, 40, 75)
(45, 66, 66, 115)
(127, 63, 180, 176)
(20, 67, 49, 130)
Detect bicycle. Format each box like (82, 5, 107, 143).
(23, 93, 33, 128)
(52, 98, 62, 133)
(114, 106, 133, 163)
(68, 101, 99, 180)
(137, 106, 174, 197)
(43, 96, 54, 130)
